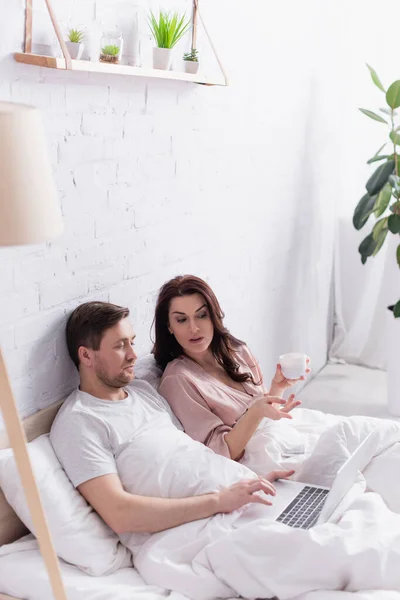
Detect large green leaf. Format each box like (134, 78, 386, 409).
(358, 233, 377, 262)
(366, 64, 386, 92)
(390, 130, 400, 145)
(353, 193, 377, 230)
(372, 217, 388, 239)
(386, 81, 400, 109)
(366, 160, 395, 195)
(372, 218, 388, 255)
(397, 244, 400, 267)
(388, 214, 400, 233)
(374, 183, 392, 216)
(394, 300, 400, 317)
(359, 108, 387, 124)
(390, 200, 400, 214)
(367, 154, 391, 164)
(389, 173, 400, 198)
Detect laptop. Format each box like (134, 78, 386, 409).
(265, 432, 377, 529)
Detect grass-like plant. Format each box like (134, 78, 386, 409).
(183, 48, 198, 62)
(148, 10, 191, 49)
(353, 64, 400, 317)
(101, 45, 120, 56)
(67, 27, 85, 44)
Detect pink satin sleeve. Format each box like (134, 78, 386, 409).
(159, 374, 232, 459)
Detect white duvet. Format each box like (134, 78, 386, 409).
(2, 408, 400, 600)
(1, 536, 400, 600)
(117, 407, 400, 600)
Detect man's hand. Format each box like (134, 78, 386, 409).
(250, 394, 300, 420)
(217, 478, 277, 513)
(269, 358, 311, 397)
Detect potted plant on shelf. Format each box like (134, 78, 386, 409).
(100, 44, 121, 64)
(183, 48, 199, 74)
(148, 10, 191, 71)
(353, 64, 400, 415)
(99, 32, 123, 65)
(65, 27, 85, 60)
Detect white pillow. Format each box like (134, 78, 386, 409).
(134, 354, 162, 389)
(133, 355, 183, 430)
(0, 434, 131, 575)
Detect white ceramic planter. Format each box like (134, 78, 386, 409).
(387, 307, 400, 416)
(184, 61, 199, 74)
(65, 41, 85, 60)
(153, 47, 173, 71)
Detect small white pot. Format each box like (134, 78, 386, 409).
(65, 41, 85, 60)
(184, 61, 199, 74)
(153, 47, 173, 71)
(387, 308, 400, 416)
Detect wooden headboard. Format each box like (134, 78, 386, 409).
(0, 400, 64, 548)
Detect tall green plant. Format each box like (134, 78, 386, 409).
(148, 10, 191, 49)
(353, 65, 400, 318)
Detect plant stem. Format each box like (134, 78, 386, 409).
(391, 109, 398, 177)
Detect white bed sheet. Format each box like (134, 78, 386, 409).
(0, 535, 185, 600)
(1, 535, 400, 600)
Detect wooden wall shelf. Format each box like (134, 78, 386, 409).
(14, 52, 226, 87)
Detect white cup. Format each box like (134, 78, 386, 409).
(279, 353, 307, 380)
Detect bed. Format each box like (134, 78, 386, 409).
(1, 385, 400, 600)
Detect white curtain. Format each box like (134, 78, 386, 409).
(330, 230, 400, 369)
(327, 0, 400, 369)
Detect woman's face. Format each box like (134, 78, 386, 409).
(168, 293, 214, 358)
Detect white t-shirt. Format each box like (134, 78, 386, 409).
(50, 380, 181, 488)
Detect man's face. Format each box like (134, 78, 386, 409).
(91, 318, 137, 388)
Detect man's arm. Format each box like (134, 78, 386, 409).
(78, 473, 278, 534)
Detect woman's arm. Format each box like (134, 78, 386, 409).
(224, 395, 294, 460)
(160, 372, 298, 462)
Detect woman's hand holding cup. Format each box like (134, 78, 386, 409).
(269, 353, 311, 397)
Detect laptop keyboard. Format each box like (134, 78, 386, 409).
(276, 486, 329, 529)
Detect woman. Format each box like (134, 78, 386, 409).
(153, 275, 309, 467)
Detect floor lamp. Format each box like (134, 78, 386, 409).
(0, 102, 67, 600)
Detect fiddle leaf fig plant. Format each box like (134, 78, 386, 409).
(353, 64, 400, 318)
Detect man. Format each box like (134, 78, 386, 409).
(51, 301, 400, 600)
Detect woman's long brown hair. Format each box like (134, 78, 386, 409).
(152, 275, 260, 385)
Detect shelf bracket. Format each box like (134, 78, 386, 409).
(24, 0, 72, 70)
(192, 0, 229, 87)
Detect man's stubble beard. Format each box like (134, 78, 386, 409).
(95, 363, 134, 389)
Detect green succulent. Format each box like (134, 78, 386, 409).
(67, 27, 85, 44)
(148, 10, 191, 49)
(183, 48, 199, 62)
(101, 44, 120, 56)
(353, 64, 400, 317)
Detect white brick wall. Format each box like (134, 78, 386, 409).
(0, 0, 339, 424)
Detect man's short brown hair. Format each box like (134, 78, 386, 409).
(66, 301, 130, 369)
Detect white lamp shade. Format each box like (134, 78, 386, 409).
(0, 102, 63, 246)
